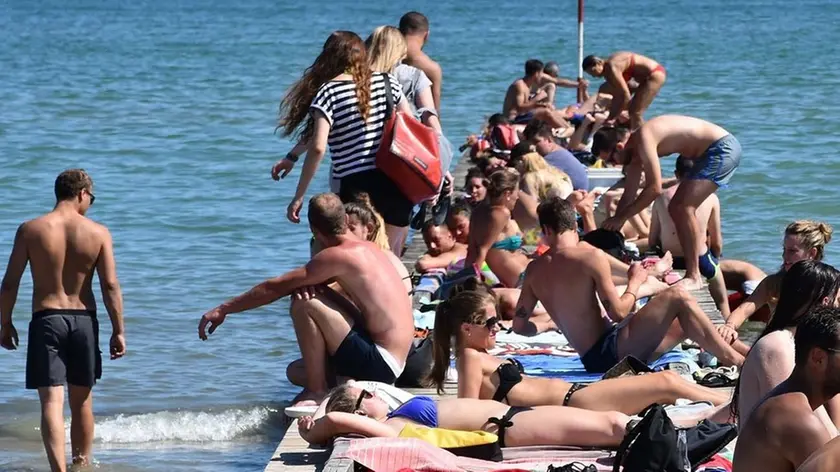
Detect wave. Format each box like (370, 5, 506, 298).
(94, 405, 284, 443)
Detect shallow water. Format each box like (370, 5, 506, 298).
(1, 0, 839, 470)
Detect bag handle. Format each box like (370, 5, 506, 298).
(381, 72, 395, 121)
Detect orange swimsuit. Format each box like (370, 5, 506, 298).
(622, 55, 666, 83)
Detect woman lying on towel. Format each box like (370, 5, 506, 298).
(297, 382, 631, 448)
(427, 288, 730, 414)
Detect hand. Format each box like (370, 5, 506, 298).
(198, 307, 227, 340)
(287, 197, 303, 224)
(628, 262, 648, 282)
(604, 118, 617, 128)
(298, 415, 315, 440)
(110, 333, 126, 359)
(574, 190, 601, 216)
(583, 113, 597, 124)
(442, 173, 454, 197)
(0, 324, 19, 350)
(601, 215, 626, 232)
(577, 78, 590, 88)
(716, 324, 739, 345)
(271, 159, 295, 181)
(293, 285, 321, 301)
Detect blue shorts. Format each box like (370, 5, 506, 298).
(331, 325, 398, 384)
(683, 134, 742, 188)
(512, 112, 534, 124)
(580, 325, 621, 373)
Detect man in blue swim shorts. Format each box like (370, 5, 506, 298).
(593, 115, 742, 292)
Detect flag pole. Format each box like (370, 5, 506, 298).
(577, 0, 585, 103)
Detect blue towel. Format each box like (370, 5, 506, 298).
(516, 349, 699, 384)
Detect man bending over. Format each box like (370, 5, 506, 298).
(198, 193, 414, 406)
(733, 306, 840, 472)
(513, 196, 744, 373)
(595, 115, 742, 292)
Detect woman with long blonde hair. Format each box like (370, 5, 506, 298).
(277, 31, 416, 255)
(518, 152, 574, 201)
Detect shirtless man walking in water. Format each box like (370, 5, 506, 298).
(199, 193, 414, 406)
(595, 115, 742, 292)
(1, 169, 126, 472)
(513, 196, 744, 373)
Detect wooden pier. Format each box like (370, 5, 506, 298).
(264, 151, 726, 471)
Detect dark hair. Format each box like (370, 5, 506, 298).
(524, 59, 545, 77)
(591, 127, 631, 156)
(308, 193, 348, 236)
(428, 290, 495, 393)
(506, 153, 525, 175)
(464, 167, 488, 189)
(544, 61, 560, 77)
(345, 195, 382, 240)
(448, 200, 472, 222)
(488, 113, 510, 127)
(538, 196, 576, 234)
(731, 260, 840, 419)
(794, 306, 840, 365)
(278, 32, 370, 142)
(55, 169, 92, 201)
(674, 156, 696, 179)
(399, 11, 429, 35)
(487, 169, 519, 200)
(522, 119, 552, 142)
(582, 55, 599, 71)
(510, 141, 536, 161)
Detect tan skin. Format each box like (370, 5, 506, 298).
(733, 346, 840, 472)
(456, 303, 729, 413)
(465, 176, 488, 206)
(515, 221, 745, 369)
(463, 185, 531, 288)
(447, 212, 470, 245)
(502, 73, 572, 129)
(492, 287, 556, 334)
(198, 212, 414, 405)
(722, 235, 820, 340)
(298, 385, 630, 448)
(415, 225, 467, 273)
(403, 30, 442, 113)
(798, 435, 840, 472)
(600, 115, 732, 292)
(0, 187, 125, 472)
(585, 52, 666, 130)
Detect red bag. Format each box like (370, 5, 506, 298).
(375, 73, 442, 204)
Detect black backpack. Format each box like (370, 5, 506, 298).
(613, 404, 737, 472)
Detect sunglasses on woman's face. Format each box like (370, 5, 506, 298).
(475, 316, 500, 330)
(355, 389, 373, 411)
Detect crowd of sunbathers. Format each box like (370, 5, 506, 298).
(5, 8, 840, 472)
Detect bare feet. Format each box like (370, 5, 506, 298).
(644, 251, 674, 279)
(638, 276, 669, 298)
(291, 389, 327, 407)
(674, 276, 705, 292)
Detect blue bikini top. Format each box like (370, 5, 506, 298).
(386, 396, 439, 427)
(491, 234, 523, 252)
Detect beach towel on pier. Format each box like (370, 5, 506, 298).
(511, 350, 699, 384)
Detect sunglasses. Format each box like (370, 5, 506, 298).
(355, 389, 373, 411)
(475, 316, 500, 330)
(86, 189, 96, 205)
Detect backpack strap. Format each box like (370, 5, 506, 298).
(380, 72, 395, 121)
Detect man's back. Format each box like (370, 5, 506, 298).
(527, 244, 611, 354)
(326, 239, 413, 354)
(652, 185, 718, 256)
(734, 391, 830, 472)
(21, 210, 107, 312)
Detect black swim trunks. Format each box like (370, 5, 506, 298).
(330, 325, 403, 384)
(26, 309, 101, 389)
(338, 169, 414, 227)
(579, 325, 621, 374)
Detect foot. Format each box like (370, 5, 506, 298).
(674, 275, 704, 292)
(638, 276, 669, 298)
(645, 251, 674, 279)
(291, 389, 327, 407)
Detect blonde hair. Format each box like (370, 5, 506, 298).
(365, 26, 407, 73)
(786, 220, 833, 261)
(345, 193, 391, 251)
(520, 152, 573, 200)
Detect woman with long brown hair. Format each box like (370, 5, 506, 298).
(277, 31, 416, 254)
(428, 289, 729, 414)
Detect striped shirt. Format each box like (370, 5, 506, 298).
(310, 73, 404, 179)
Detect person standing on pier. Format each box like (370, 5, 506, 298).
(399, 11, 443, 113)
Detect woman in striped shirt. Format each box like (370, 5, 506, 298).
(278, 31, 416, 254)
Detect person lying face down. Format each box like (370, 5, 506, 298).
(415, 222, 468, 273)
(733, 306, 840, 472)
(296, 382, 630, 449)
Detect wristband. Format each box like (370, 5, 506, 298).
(285, 151, 299, 163)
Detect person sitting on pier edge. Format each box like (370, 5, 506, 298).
(198, 193, 414, 407)
(502, 59, 572, 129)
